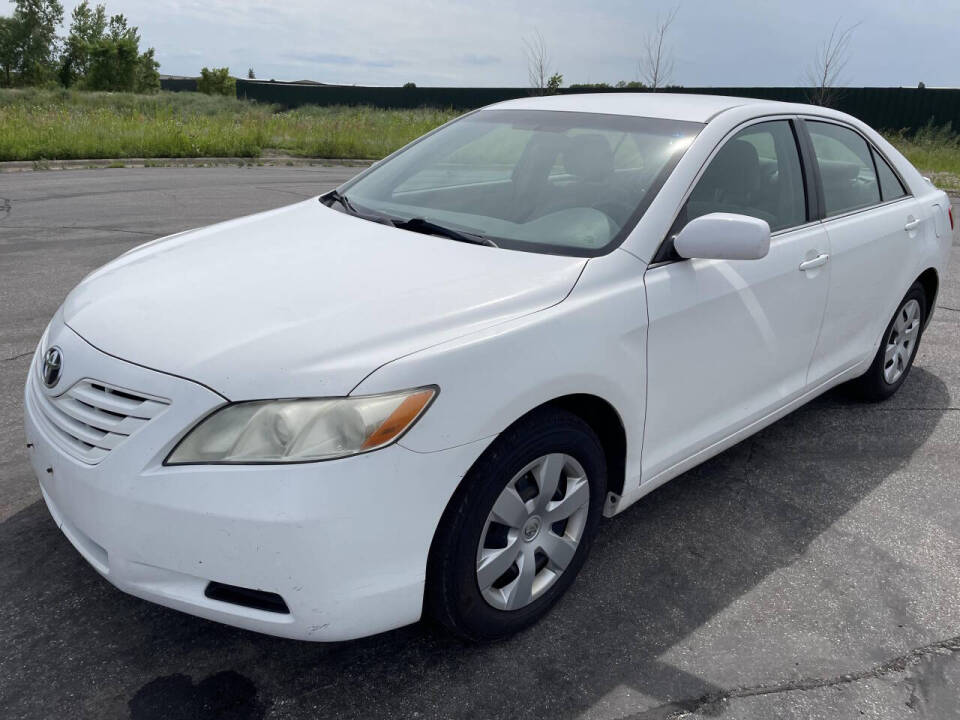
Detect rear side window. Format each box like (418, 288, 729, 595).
(873, 148, 908, 201)
(676, 120, 807, 234)
(807, 121, 881, 216)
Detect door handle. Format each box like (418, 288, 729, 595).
(799, 253, 830, 271)
(904, 218, 921, 232)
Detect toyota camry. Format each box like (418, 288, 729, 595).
(24, 94, 952, 641)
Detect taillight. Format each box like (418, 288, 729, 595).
(949, 206, 954, 231)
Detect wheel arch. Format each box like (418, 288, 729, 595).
(451, 393, 629, 512)
(916, 268, 939, 328)
(546, 394, 628, 503)
(424, 392, 628, 625)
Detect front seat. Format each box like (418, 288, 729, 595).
(529, 134, 621, 221)
(686, 138, 774, 225)
(562, 134, 616, 185)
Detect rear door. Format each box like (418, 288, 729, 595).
(802, 119, 922, 384)
(642, 118, 831, 480)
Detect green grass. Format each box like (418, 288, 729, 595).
(0, 88, 460, 161)
(2, 88, 960, 191)
(884, 124, 960, 192)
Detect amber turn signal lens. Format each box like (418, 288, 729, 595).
(361, 389, 435, 449)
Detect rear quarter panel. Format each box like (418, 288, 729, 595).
(862, 126, 952, 331)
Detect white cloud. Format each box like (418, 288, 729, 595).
(57, 0, 958, 87)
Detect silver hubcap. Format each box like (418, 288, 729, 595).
(476, 453, 590, 611)
(883, 299, 921, 384)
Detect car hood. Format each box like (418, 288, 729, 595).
(63, 200, 586, 399)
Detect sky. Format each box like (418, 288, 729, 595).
(46, 0, 960, 88)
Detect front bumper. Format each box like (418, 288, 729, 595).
(24, 319, 487, 641)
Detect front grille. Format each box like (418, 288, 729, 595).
(30, 366, 169, 464)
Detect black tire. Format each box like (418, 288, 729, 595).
(848, 282, 927, 402)
(426, 407, 607, 641)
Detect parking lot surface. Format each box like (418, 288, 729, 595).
(1, 167, 958, 719)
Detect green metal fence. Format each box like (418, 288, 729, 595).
(160, 77, 199, 92)
(234, 80, 960, 132)
(235, 81, 530, 111)
(675, 87, 960, 132)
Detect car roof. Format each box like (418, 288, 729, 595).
(487, 92, 802, 124)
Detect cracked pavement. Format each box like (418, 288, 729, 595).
(644, 635, 960, 718)
(1, 167, 958, 719)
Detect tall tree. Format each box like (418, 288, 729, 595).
(59, 0, 107, 86)
(524, 30, 561, 96)
(806, 20, 860, 107)
(639, 5, 679, 91)
(11, 0, 63, 85)
(0, 16, 20, 86)
(135, 45, 158, 92)
(85, 13, 159, 92)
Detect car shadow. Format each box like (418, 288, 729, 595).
(0, 367, 950, 720)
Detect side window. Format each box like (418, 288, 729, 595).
(807, 121, 881, 216)
(677, 120, 807, 234)
(873, 148, 908, 201)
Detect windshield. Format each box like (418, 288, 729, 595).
(337, 109, 703, 256)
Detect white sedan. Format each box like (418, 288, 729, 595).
(24, 94, 952, 642)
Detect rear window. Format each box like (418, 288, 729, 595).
(872, 148, 908, 202)
(806, 121, 881, 217)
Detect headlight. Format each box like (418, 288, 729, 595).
(165, 387, 436, 465)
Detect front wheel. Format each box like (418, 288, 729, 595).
(426, 407, 607, 641)
(849, 282, 927, 401)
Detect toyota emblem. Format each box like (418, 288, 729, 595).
(42, 346, 63, 388)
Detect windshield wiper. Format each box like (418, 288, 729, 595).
(323, 191, 396, 226)
(324, 195, 496, 246)
(395, 217, 498, 247)
(324, 189, 358, 214)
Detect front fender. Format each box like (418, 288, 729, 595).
(351, 250, 650, 492)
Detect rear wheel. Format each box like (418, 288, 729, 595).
(426, 407, 606, 641)
(849, 282, 927, 401)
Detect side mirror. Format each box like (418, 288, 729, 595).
(673, 213, 771, 261)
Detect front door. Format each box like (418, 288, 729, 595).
(642, 118, 831, 481)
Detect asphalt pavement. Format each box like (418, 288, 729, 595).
(1, 166, 958, 719)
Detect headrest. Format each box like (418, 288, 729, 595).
(563, 134, 615, 182)
(698, 138, 761, 198)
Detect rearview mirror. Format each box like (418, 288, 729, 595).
(673, 213, 771, 261)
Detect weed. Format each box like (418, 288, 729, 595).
(0, 88, 460, 161)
